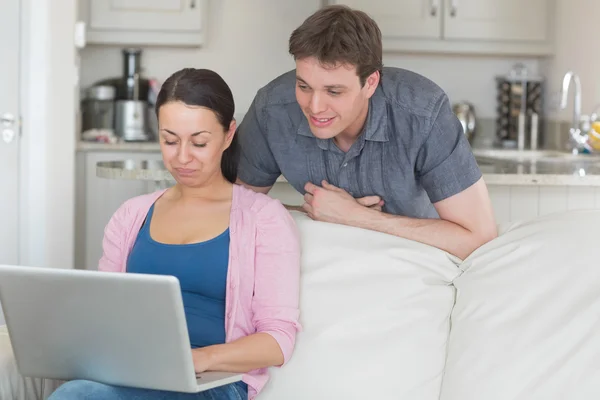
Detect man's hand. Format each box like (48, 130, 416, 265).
(356, 195, 385, 212)
(302, 180, 383, 224)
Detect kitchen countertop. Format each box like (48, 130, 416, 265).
(78, 141, 161, 152)
(96, 150, 600, 187)
(472, 149, 600, 186)
(96, 160, 291, 183)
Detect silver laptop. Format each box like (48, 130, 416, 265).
(0, 264, 243, 393)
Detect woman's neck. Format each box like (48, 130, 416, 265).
(173, 175, 233, 203)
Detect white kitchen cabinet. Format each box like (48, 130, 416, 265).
(79, 0, 208, 46)
(328, 0, 554, 56)
(444, 0, 548, 42)
(488, 184, 600, 225)
(329, 0, 441, 40)
(75, 151, 164, 270)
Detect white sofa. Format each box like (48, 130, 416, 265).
(2, 210, 599, 400)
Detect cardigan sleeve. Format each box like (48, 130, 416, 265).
(251, 199, 302, 365)
(98, 201, 130, 272)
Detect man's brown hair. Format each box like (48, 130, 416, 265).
(289, 5, 383, 86)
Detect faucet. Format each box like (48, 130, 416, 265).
(560, 71, 588, 152)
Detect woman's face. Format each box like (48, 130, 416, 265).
(158, 101, 235, 187)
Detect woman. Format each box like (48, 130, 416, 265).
(49, 68, 301, 400)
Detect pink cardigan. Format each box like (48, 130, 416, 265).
(98, 184, 301, 399)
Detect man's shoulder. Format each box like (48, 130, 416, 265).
(380, 67, 448, 118)
(253, 69, 298, 110)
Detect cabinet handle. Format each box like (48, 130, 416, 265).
(190, 0, 196, 9)
(450, 0, 458, 17)
(430, 0, 439, 16)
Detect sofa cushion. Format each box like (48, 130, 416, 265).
(0, 325, 62, 400)
(440, 210, 600, 400)
(260, 213, 462, 400)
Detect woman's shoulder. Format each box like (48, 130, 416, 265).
(232, 184, 300, 246)
(233, 184, 290, 218)
(112, 189, 167, 220)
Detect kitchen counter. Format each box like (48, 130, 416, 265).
(472, 149, 600, 186)
(77, 141, 161, 152)
(95, 161, 290, 183)
(96, 160, 172, 181)
(96, 151, 600, 187)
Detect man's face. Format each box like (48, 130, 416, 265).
(295, 57, 378, 140)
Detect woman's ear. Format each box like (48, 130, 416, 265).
(224, 119, 237, 150)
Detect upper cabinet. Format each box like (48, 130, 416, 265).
(335, 0, 441, 40)
(80, 0, 208, 47)
(443, 0, 548, 42)
(328, 0, 554, 56)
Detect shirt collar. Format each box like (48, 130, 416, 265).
(364, 85, 389, 142)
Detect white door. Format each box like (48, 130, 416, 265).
(0, 0, 21, 324)
(443, 0, 549, 42)
(330, 0, 441, 40)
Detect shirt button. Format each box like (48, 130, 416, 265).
(227, 312, 232, 319)
(343, 163, 348, 167)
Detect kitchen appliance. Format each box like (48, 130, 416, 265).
(495, 63, 544, 149)
(91, 48, 156, 141)
(96, 48, 151, 102)
(452, 102, 476, 144)
(115, 73, 150, 142)
(81, 85, 116, 133)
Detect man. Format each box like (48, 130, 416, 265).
(236, 5, 497, 259)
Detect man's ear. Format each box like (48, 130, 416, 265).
(365, 70, 380, 98)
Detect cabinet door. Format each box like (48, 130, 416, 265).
(89, 0, 204, 32)
(443, 0, 549, 41)
(78, 151, 164, 270)
(330, 0, 441, 40)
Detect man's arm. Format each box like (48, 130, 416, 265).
(303, 179, 497, 260)
(236, 91, 282, 190)
(339, 179, 496, 260)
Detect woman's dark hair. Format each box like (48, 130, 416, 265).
(155, 68, 239, 184)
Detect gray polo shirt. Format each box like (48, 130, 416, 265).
(237, 67, 481, 219)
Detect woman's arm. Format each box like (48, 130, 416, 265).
(193, 333, 285, 373)
(194, 200, 302, 373)
(98, 202, 129, 272)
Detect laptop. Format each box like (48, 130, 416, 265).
(0, 264, 243, 393)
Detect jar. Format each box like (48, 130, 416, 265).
(81, 85, 116, 133)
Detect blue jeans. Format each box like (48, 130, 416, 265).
(48, 380, 248, 400)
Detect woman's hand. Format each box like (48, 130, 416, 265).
(192, 347, 213, 374)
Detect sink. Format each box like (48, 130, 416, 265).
(472, 149, 600, 164)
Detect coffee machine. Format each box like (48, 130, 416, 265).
(91, 48, 157, 142)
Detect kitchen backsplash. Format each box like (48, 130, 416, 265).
(80, 44, 541, 121)
(77, 0, 545, 122)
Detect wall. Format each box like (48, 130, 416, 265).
(20, 0, 76, 269)
(384, 54, 540, 118)
(80, 0, 322, 119)
(540, 0, 600, 122)
(79, 0, 540, 120)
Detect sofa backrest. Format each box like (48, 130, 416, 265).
(440, 209, 600, 400)
(259, 213, 461, 400)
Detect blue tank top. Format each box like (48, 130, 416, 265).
(126, 204, 229, 348)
